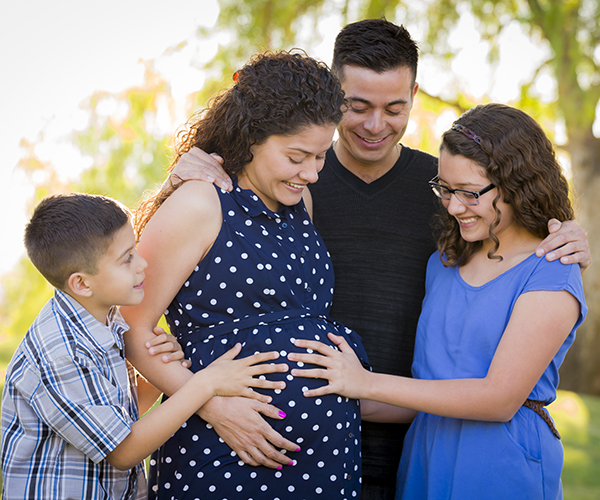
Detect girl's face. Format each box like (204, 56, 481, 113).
(238, 124, 336, 211)
(438, 149, 517, 246)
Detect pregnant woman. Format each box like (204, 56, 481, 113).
(122, 50, 368, 499)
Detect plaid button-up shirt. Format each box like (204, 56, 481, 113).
(1, 290, 145, 499)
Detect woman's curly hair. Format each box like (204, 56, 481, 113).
(135, 50, 345, 235)
(436, 103, 574, 267)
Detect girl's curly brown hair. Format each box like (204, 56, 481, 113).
(436, 103, 574, 267)
(135, 50, 345, 235)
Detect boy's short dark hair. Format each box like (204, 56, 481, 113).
(24, 193, 131, 290)
(332, 18, 419, 84)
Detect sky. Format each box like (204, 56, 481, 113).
(0, 0, 222, 275)
(0, 0, 577, 281)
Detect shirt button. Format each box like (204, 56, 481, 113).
(281, 222, 288, 228)
(348, 432, 353, 438)
(306, 287, 312, 293)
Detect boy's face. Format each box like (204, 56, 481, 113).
(84, 222, 147, 321)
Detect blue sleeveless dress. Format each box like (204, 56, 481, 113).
(148, 180, 368, 500)
(396, 252, 587, 500)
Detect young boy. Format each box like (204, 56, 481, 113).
(1, 193, 287, 499)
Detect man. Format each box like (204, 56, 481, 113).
(167, 18, 590, 499)
(309, 20, 437, 498)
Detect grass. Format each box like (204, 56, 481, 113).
(549, 390, 600, 499)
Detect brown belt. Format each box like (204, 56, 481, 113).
(523, 399, 560, 439)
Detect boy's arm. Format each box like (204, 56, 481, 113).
(23, 333, 285, 471)
(107, 346, 288, 470)
(106, 368, 215, 469)
(26, 354, 145, 466)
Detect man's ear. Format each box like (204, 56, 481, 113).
(67, 272, 93, 298)
(411, 81, 419, 101)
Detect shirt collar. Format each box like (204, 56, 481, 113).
(228, 177, 300, 219)
(54, 289, 129, 354)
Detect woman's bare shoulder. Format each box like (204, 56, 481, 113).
(166, 180, 221, 212)
(143, 180, 222, 242)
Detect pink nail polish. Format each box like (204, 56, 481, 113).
(295, 447, 301, 452)
(288, 461, 294, 466)
(277, 465, 283, 470)
(279, 411, 286, 418)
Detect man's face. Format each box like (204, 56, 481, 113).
(336, 65, 418, 175)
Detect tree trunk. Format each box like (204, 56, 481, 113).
(559, 131, 600, 395)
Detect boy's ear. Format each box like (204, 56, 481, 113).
(67, 272, 93, 298)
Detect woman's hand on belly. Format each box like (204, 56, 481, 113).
(198, 396, 301, 469)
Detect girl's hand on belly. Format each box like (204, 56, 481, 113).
(288, 333, 370, 400)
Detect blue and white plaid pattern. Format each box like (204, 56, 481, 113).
(1, 290, 145, 499)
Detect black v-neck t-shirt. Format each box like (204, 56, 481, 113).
(310, 145, 439, 485)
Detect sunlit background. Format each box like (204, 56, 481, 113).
(1, 1, 599, 496)
(2, 0, 583, 276)
(1, 0, 220, 274)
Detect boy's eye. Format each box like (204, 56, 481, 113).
(289, 158, 302, 165)
(124, 253, 133, 264)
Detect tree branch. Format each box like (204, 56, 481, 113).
(417, 88, 469, 114)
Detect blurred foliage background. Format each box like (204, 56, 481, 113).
(1, 0, 599, 496)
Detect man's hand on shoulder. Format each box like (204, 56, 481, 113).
(164, 147, 233, 192)
(536, 219, 591, 272)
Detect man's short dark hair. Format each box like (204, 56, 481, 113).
(25, 193, 131, 290)
(332, 18, 419, 84)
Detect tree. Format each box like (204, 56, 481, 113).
(421, 0, 600, 393)
(0, 62, 176, 343)
(74, 62, 177, 204)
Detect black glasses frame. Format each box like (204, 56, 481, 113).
(428, 176, 495, 206)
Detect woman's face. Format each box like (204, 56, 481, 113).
(238, 124, 337, 211)
(438, 149, 516, 246)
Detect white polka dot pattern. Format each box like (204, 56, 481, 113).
(149, 181, 367, 499)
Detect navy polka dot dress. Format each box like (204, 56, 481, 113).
(148, 180, 368, 499)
